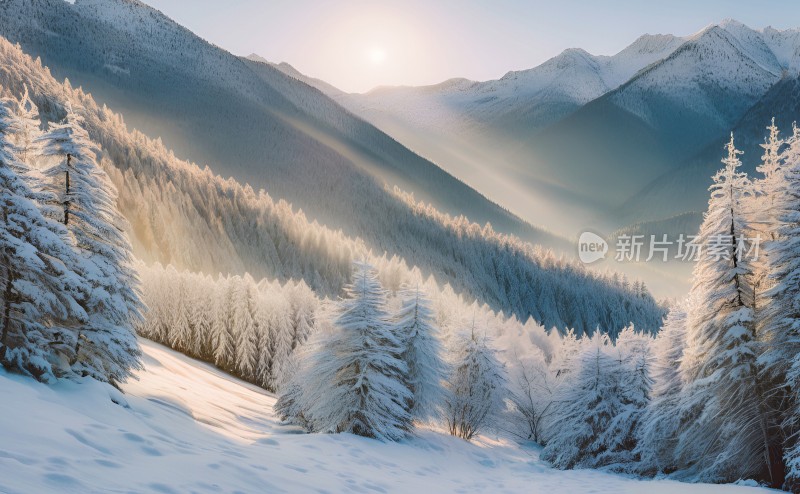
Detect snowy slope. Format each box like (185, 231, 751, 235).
(0, 339, 771, 494)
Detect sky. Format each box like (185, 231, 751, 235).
(141, 0, 800, 93)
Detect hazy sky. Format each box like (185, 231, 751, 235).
(142, 0, 800, 93)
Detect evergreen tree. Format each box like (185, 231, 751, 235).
(232, 275, 258, 380)
(36, 106, 142, 384)
(541, 333, 622, 469)
(212, 276, 235, 372)
(0, 97, 86, 380)
(170, 276, 192, 354)
(761, 123, 800, 490)
(636, 300, 689, 475)
(675, 134, 780, 484)
(300, 261, 412, 441)
(396, 284, 447, 422)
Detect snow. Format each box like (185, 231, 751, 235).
(0, 339, 771, 493)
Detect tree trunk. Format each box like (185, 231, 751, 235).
(64, 153, 71, 226)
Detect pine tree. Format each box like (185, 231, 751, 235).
(11, 85, 41, 166)
(268, 296, 294, 390)
(443, 324, 506, 441)
(253, 290, 273, 388)
(233, 275, 258, 380)
(300, 261, 412, 441)
(675, 134, 780, 484)
(636, 300, 689, 475)
(541, 333, 622, 469)
(35, 106, 142, 385)
(0, 97, 87, 380)
(396, 284, 447, 422)
(212, 276, 236, 372)
(170, 276, 192, 354)
(600, 325, 652, 470)
(761, 123, 800, 490)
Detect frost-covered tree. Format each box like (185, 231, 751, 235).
(760, 123, 800, 490)
(299, 261, 411, 441)
(0, 97, 86, 380)
(35, 106, 142, 384)
(253, 291, 274, 388)
(675, 134, 780, 484)
(211, 276, 236, 372)
(10, 85, 41, 166)
(268, 296, 294, 390)
(170, 277, 192, 354)
(600, 325, 652, 470)
(443, 325, 506, 441)
(541, 333, 622, 469)
(396, 284, 446, 422)
(636, 300, 689, 475)
(506, 345, 555, 444)
(232, 275, 258, 380)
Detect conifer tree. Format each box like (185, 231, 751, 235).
(301, 261, 412, 441)
(396, 283, 446, 422)
(35, 106, 142, 384)
(675, 134, 780, 484)
(0, 97, 86, 380)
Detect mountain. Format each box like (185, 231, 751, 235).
(322, 20, 800, 240)
(249, 55, 346, 98)
(0, 32, 664, 334)
(318, 33, 684, 234)
(0, 0, 563, 251)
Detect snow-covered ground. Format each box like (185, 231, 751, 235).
(0, 339, 771, 493)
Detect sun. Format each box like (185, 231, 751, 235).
(367, 47, 387, 65)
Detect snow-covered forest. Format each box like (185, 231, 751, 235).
(4, 2, 800, 492)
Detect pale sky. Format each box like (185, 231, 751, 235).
(141, 0, 800, 93)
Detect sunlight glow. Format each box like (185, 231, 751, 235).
(368, 47, 387, 65)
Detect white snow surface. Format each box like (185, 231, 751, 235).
(0, 339, 772, 493)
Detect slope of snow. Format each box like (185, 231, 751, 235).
(0, 339, 770, 493)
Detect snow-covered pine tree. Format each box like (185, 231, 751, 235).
(289, 281, 315, 350)
(0, 96, 87, 381)
(267, 296, 294, 390)
(541, 333, 622, 469)
(395, 283, 446, 422)
(760, 123, 800, 490)
(188, 274, 213, 359)
(675, 134, 781, 485)
(211, 275, 236, 372)
(443, 323, 506, 441)
(636, 300, 689, 475)
(11, 85, 41, 166)
(170, 276, 193, 354)
(253, 290, 274, 389)
(232, 275, 258, 381)
(35, 106, 142, 385)
(301, 261, 412, 441)
(599, 325, 652, 470)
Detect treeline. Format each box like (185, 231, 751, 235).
(0, 89, 141, 385)
(136, 264, 318, 391)
(0, 36, 664, 337)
